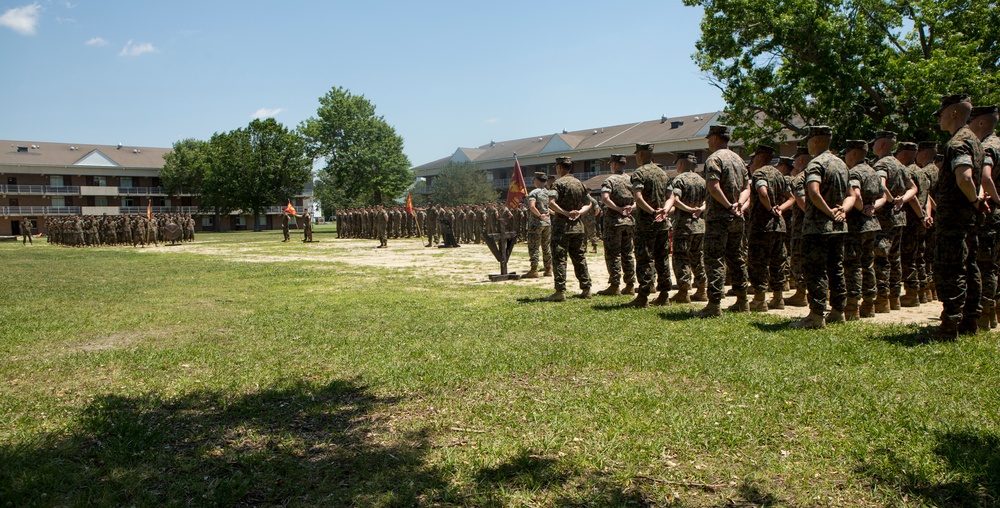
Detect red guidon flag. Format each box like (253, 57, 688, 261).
(284, 201, 297, 215)
(506, 156, 527, 209)
(405, 192, 415, 216)
(146, 201, 152, 219)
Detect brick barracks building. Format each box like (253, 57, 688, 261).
(0, 140, 315, 237)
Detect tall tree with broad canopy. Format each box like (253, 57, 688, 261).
(299, 87, 412, 206)
(429, 162, 498, 206)
(684, 0, 1000, 144)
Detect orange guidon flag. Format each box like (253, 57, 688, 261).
(284, 201, 297, 215)
(405, 192, 414, 216)
(147, 201, 152, 219)
(506, 156, 527, 209)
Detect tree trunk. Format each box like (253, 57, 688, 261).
(253, 212, 261, 232)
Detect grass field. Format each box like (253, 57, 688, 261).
(1, 226, 998, 507)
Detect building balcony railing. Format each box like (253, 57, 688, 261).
(0, 184, 83, 195)
(118, 186, 169, 196)
(1, 206, 82, 216)
(119, 206, 201, 215)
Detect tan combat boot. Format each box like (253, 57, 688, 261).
(652, 291, 670, 306)
(625, 294, 649, 308)
(691, 284, 708, 302)
(578, 288, 592, 299)
(784, 288, 808, 307)
(523, 269, 540, 279)
(825, 308, 846, 324)
(791, 311, 826, 329)
(874, 294, 890, 313)
(889, 294, 901, 311)
(544, 291, 566, 302)
(727, 291, 750, 312)
(859, 297, 875, 318)
(622, 282, 636, 295)
(844, 298, 860, 321)
(937, 318, 959, 341)
(900, 287, 919, 308)
(959, 315, 979, 336)
(749, 292, 768, 312)
(993, 304, 999, 329)
(918, 287, 928, 304)
(670, 287, 691, 303)
(697, 302, 722, 318)
(929, 282, 937, 300)
(768, 291, 785, 310)
(596, 285, 621, 296)
(978, 308, 991, 331)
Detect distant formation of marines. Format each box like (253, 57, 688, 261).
(44, 213, 195, 247)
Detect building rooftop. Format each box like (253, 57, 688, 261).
(0, 140, 170, 169)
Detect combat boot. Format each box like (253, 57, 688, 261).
(791, 311, 826, 329)
(784, 289, 808, 307)
(874, 294, 890, 313)
(670, 287, 691, 303)
(929, 282, 937, 300)
(749, 292, 768, 312)
(726, 287, 738, 297)
(543, 267, 553, 277)
(918, 287, 928, 304)
(937, 318, 959, 341)
(697, 302, 722, 318)
(978, 309, 991, 331)
(900, 287, 920, 307)
(691, 284, 708, 302)
(652, 291, 670, 306)
(768, 291, 785, 310)
(959, 315, 979, 336)
(844, 298, 860, 321)
(825, 308, 846, 324)
(544, 291, 566, 302)
(578, 289, 592, 299)
(625, 294, 649, 308)
(993, 305, 1000, 329)
(859, 297, 875, 318)
(727, 291, 749, 313)
(596, 285, 621, 296)
(622, 282, 635, 295)
(889, 293, 901, 310)
(523, 269, 540, 279)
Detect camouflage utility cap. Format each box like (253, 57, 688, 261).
(933, 93, 972, 116)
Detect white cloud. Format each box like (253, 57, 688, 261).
(85, 36, 107, 46)
(251, 108, 285, 119)
(485, 117, 500, 124)
(119, 39, 156, 57)
(0, 3, 42, 35)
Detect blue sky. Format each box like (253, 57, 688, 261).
(0, 1, 725, 166)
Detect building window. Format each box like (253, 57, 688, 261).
(64, 196, 73, 206)
(50, 175, 64, 187)
(202, 217, 213, 227)
(93, 176, 107, 187)
(589, 160, 602, 173)
(164, 198, 172, 208)
(52, 197, 65, 207)
(120, 177, 133, 188)
(259, 216, 267, 226)
(122, 197, 135, 207)
(95, 197, 108, 207)
(7, 177, 16, 185)
(9, 198, 19, 206)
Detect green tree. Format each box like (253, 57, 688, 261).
(684, 0, 1000, 144)
(429, 162, 497, 206)
(161, 137, 236, 227)
(299, 86, 412, 206)
(313, 178, 372, 219)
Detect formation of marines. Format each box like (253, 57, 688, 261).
(520, 94, 999, 341)
(44, 213, 195, 247)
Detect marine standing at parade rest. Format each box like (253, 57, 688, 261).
(746, 144, 792, 312)
(871, 131, 917, 312)
(545, 156, 593, 301)
(843, 140, 883, 319)
(698, 125, 751, 317)
(932, 93, 987, 339)
(669, 153, 708, 303)
(597, 154, 636, 296)
(627, 143, 675, 307)
(793, 126, 854, 329)
(894, 142, 926, 307)
(784, 146, 812, 307)
(968, 105, 1000, 330)
(524, 172, 553, 279)
(21, 218, 33, 245)
(914, 141, 938, 304)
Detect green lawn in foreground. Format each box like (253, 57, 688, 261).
(1, 229, 998, 507)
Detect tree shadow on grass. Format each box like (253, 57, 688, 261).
(749, 320, 797, 332)
(0, 379, 454, 507)
(470, 449, 653, 507)
(858, 430, 1000, 507)
(657, 309, 702, 321)
(868, 324, 940, 347)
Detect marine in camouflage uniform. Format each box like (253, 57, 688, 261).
(545, 156, 592, 301)
(669, 153, 707, 303)
(20, 218, 33, 244)
(784, 147, 812, 307)
(896, 142, 929, 307)
(969, 106, 1000, 330)
(793, 126, 853, 329)
(698, 125, 751, 317)
(426, 205, 439, 247)
(871, 131, 917, 312)
(931, 94, 987, 339)
(746, 145, 792, 312)
(524, 172, 553, 278)
(921, 150, 941, 300)
(628, 143, 675, 307)
(842, 140, 882, 319)
(375, 205, 388, 247)
(597, 154, 636, 295)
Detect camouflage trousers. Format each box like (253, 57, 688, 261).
(844, 231, 877, 300)
(552, 229, 591, 292)
(924, 225, 935, 288)
(901, 220, 927, 291)
(603, 224, 636, 286)
(802, 233, 846, 313)
(376, 223, 387, 244)
(672, 232, 706, 290)
(527, 224, 552, 272)
(874, 226, 902, 297)
(934, 221, 981, 321)
(583, 215, 599, 247)
(747, 231, 786, 293)
(633, 226, 671, 297)
(705, 218, 748, 303)
(788, 233, 805, 288)
(977, 209, 1000, 309)
(426, 220, 438, 245)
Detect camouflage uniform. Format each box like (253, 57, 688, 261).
(671, 171, 707, 291)
(704, 148, 750, 303)
(921, 162, 940, 289)
(934, 125, 986, 323)
(747, 165, 790, 294)
(631, 162, 674, 297)
(977, 134, 1000, 317)
(845, 161, 881, 302)
(582, 195, 600, 251)
(904, 162, 932, 295)
(873, 155, 910, 299)
(787, 173, 807, 290)
(801, 150, 850, 313)
(551, 174, 591, 292)
(526, 187, 552, 273)
(601, 173, 636, 287)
